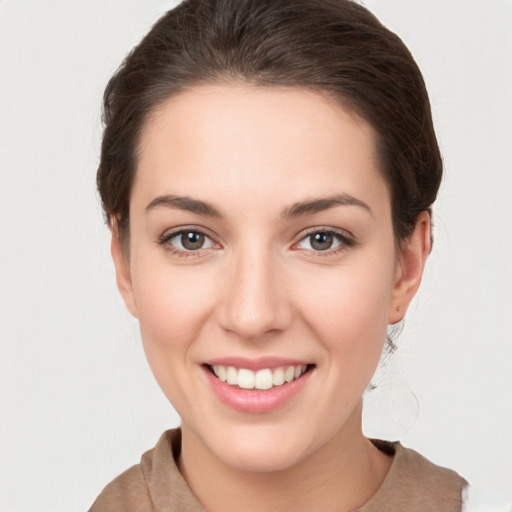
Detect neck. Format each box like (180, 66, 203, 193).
(178, 403, 393, 512)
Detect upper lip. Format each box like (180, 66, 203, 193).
(203, 356, 312, 371)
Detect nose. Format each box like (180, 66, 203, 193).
(216, 244, 293, 340)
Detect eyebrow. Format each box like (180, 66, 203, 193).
(146, 195, 223, 217)
(281, 193, 372, 219)
(145, 192, 371, 219)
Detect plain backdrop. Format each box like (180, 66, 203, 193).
(1, 1, 511, 510)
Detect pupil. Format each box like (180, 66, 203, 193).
(311, 232, 333, 251)
(182, 232, 204, 250)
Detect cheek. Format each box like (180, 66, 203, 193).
(130, 260, 217, 365)
(128, 260, 222, 417)
(295, 259, 395, 363)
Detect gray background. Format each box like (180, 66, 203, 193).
(1, 0, 511, 509)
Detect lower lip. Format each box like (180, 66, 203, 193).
(204, 367, 313, 414)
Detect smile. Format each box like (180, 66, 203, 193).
(203, 360, 315, 413)
(209, 364, 309, 390)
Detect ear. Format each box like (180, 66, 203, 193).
(111, 223, 139, 318)
(388, 211, 431, 324)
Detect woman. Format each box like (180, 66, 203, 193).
(89, 0, 510, 510)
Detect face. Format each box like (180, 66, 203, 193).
(113, 85, 428, 473)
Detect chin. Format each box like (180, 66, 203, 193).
(200, 422, 317, 474)
(220, 443, 307, 474)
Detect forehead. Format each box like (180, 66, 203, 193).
(134, 84, 390, 217)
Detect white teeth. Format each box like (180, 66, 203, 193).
(272, 367, 285, 386)
(226, 366, 238, 385)
(216, 365, 227, 382)
(211, 364, 309, 390)
(255, 369, 273, 390)
(238, 368, 255, 389)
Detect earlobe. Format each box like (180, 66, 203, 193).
(388, 211, 431, 324)
(111, 223, 139, 318)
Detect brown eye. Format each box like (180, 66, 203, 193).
(310, 232, 334, 251)
(181, 231, 205, 250)
(295, 229, 354, 253)
(164, 230, 215, 252)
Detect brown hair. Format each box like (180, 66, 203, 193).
(97, 0, 442, 245)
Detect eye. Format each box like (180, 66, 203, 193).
(161, 229, 216, 253)
(301, 232, 338, 251)
(295, 229, 354, 253)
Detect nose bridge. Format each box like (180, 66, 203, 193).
(218, 239, 290, 339)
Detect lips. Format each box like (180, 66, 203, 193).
(203, 358, 314, 413)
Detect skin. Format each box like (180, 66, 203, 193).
(112, 84, 431, 512)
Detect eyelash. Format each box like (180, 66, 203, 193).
(292, 227, 356, 256)
(158, 226, 219, 258)
(157, 226, 356, 258)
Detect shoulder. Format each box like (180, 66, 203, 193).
(366, 441, 512, 512)
(360, 440, 468, 512)
(88, 429, 182, 512)
(393, 443, 467, 511)
(88, 463, 151, 512)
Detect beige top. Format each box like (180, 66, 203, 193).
(89, 429, 467, 512)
